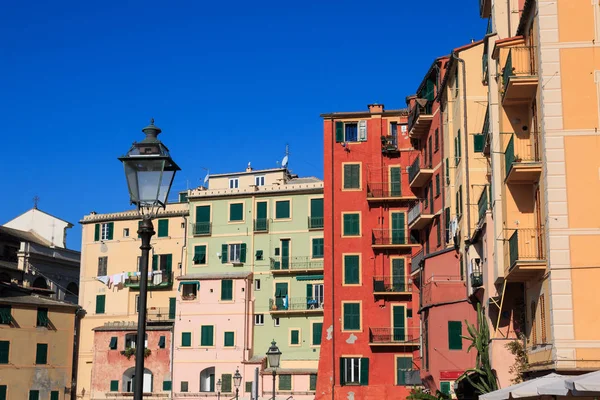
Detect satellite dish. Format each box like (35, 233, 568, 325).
(282, 155, 288, 168)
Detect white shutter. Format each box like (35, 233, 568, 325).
(358, 120, 367, 141)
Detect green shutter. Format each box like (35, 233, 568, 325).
(310, 198, 324, 218)
(29, 390, 39, 400)
(312, 238, 324, 258)
(390, 167, 402, 196)
(196, 205, 210, 223)
(158, 336, 166, 349)
(360, 358, 369, 385)
(169, 297, 176, 319)
(221, 280, 233, 301)
(181, 332, 191, 347)
(110, 380, 119, 391)
(344, 255, 359, 285)
(440, 381, 451, 395)
(224, 332, 235, 347)
(221, 244, 228, 263)
(343, 213, 359, 236)
(35, 343, 48, 364)
(96, 295, 105, 314)
(50, 390, 59, 400)
(339, 358, 346, 386)
(291, 330, 299, 345)
(240, 243, 247, 263)
(157, 219, 169, 237)
(278, 375, 292, 390)
(435, 174, 440, 196)
(310, 374, 317, 390)
(165, 254, 172, 276)
(473, 133, 485, 152)
(107, 222, 114, 240)
(229, 203, 244, 221)
(306, 284, 313, 298)
(109, 336, 118, 350)
(194, 245, 206, 264)
(276, 200, 290, 219)
(152, 254, 158, 271)
(343, 164, 360, 189)
(257, 201, 267, 219)
(391, 212, 406, 244)
(0, 341, 9, 364)
(245, 382, 253, 393)
(221, 374, 232, 392)
(459, 185, 463, 215)
(396, 357, 413, 385)
(94, 224, 100, 241)
(37, 308, 49, 327)
(445, 158, 450, 184)
(201, 326, 214, 346)
(393, 306, 406, 341)
(343, 303, 360, 330)
(445, 207, 451, 242)
(0, 385, 6, 400)
(335, 121, 344, 142)
(392, 259, 406, 292)
(313, 323, 323, 345)
(163, 380, 172, 391)
(448, 321, 463, 350)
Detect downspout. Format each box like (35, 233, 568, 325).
(71, 307, 85, 400)
(180, 215, 187, 278)
(330, 120, 336, 399)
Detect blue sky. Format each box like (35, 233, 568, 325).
(0, 1, 486, 249)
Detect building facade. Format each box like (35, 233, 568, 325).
(175, 166, 323, 399)
(316, 104, 421, 400)
(76, 203, 188, 399)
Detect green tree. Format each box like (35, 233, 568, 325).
(407, 387, 451, 400)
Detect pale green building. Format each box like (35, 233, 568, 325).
(185, 165, 324, 397)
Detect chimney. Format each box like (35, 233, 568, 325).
(246, 162, 253, 172)
(368, 103, 384, 113)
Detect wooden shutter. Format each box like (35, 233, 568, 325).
(196, 205, 210, 223)
(50, 392, 59, 400)
(339, 358, 346, 386)
(194, 246, 206, 264)
(276, 200, 290, 219)
(312, 238, 324, 258)
(440, 381, 451, 395)
(310, 374, 317, 390)
(29, 390, 39, 400)
(256, 201, 267, 219)
(157, 219, 169, 237)
(158, 336, 166, 348)
(0, 341, 9, 364)
(396, 357, 412, 385)
(201, 325, 214, 346)
(109, 336, 118, 350)
(310, 198, 324, 218)
(221, 280, 233, 301)
(181, 332, 191, 347)
(107, 222, 114, 240)
(335, 121, 344, 142)
(96, 295, 105, 314)
(390, 167, 402, 196)
(222, 374, 232, 392)
(435, 174, 440, 196)
(313, 322, 323, 345)
(240, 243, 247, 263)
(151, 255, 158, 271)
(344, 255, 359, 284)
(448, 321, 463, 350)
(473, 133, 485, 152)
(162, 381, 172, 391)
(358, 120, 367, 141)
(291, 330, 299, 345)
(279, 375, 292, 390)
(343, 303, 360, 330)
(0, 385, 6, 400)
(359, 358, 369, 385)
(230, 203, 243, 221)
(221, 244, 228, 263)
(165, 254, 172, 276)
(110, 380, 119, 392)
(457, 130, 462, 158)
(391, 213, 406, 244)
(224, 332, 234, 347)
(306, 283, 313, 299)
(169, 297, 176, 319)
(94, 224, 100, 241)
(35, 343, 47, 364)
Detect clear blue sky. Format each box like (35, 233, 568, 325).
(0, 1, 485, 250)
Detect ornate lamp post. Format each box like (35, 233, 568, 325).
(233, 368, 242, 400)
(266, 340, 282, 400)
(119, 119, 180, 400)
(216, 378, 222, 400)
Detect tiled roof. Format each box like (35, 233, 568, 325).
(0, 293, 78, 310)
(0, 225, 51, 246)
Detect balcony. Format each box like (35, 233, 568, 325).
(369, 327, 420, 347)
(373, 276, 412, 295)
(124, 270, 173, 290)
(381, 135, 400, 155)
(366, 182, 416, 202)
(411, 250, 424, 274)
(408, 156, 434, 188)
(254, 218, 269, 233)
(501, 46, 538, 105)
(372, 229, 419, 250)
(479, 0, 491, 18)
(268, 297, 324, 315)
(470, 271, 483, 288)
(408, 100, 433, 138)
(482, 108, 490, 155)
(505, 227, 546, 281)
(477, 185, 489, 224)
(269, 256, 324, 274)
(408, 200, 435, 230)
(147, 307, 173, 322)
(504, 134, 542, 183)
(308, 216, 324, 230)
(192, 222, 211, 236)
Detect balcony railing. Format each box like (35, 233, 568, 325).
(470, 271, 483, 288)
(269, 256, 324, 272)
(192, 222, 211, 236)
(381, 135, 399, 154)
(507, 227, 546, 270)
(366, 182, 406, 200)
(369, 327, 420, 345)
(504, 133, 541, 180)
(124, 270, 173, 290)
(147, 307, 173, 322)
(477, 185, 489, 223)
(411, 250, 424, 274)
(254, 218, 269, 233)
(308, 216, 324, 229)
(373, 276, 412, 294)
(372, 229, 418, 247)
(408, 100, 433, 135)
(269, 296, 324, 312)
(482, 108, 490, 154)
(408, 199, 434, 228)
(501, 46, 537, 95)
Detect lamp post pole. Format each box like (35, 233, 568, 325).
(133, 217, 154, 399)
(266, 340, 281, 400)
(272, 369, 276, 400)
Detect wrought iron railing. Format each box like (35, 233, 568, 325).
(482, 108, 490, 150)
(408, 199, 433, 227)
(507, 227, 546, 270)
(269, 256, 324, 271)
(254, 218, 269, 233)
(372, 229, 418, 246)
(408, 100, 433, 133)
(268, 296, 324, 312)
(308, 216, 324, 229)
(477, 185, 489, 223)
(408, 156, 425, 183)
(373, 276, 413, 293)
(502, 46, 537, 94)
(381, 135, 399, 154)
(504, 133, 541, 176)
(192, 222, 211, 236)
(369, 327, 420, 344)
(147, 307, 173, 322)
(367, 182, 404, 199)
(412, 250, 424, 274)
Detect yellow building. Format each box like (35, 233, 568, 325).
(76, 203, 188, 399)
(0, 282, 79, 400)
(479, 0, 600, 381)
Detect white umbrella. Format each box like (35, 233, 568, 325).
(565, 370, 600, 393)
(480, 373, 567, 400)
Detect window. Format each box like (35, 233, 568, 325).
(229, 178, 239, 189)
(163, 381, 172, 391)
(36, 343, 48, 364)
(97, 256, 108, 276)
(310, 374, 317, 391)
(312, 322, 323, 346)
(0, 386, 6, 400)
(345, 123, 358, 142)
(275, 200, 291, 219)
(540, 294, 547, 344)
(0, 306, 11, 325)
(181, 283, 197, 300)
(435, 174, 440, 197)
(448, 321, 463, 350)
(254, 314, 264, 325)
(0, 341, 9, 364)
(254, 279, 261, 290)
(401, 124, 407, 133)
(96, 295, 106, 314)
(109, 336, 118, 350)
(169, 297, 176, 319)
(340, 357, 369, 386)
(193, 245, 207, 265)
(194, 205, 211, 235)
(458, 185, 463, 216)
(436, 222, 442, 248)
(279, 374, 292, 391)
(123, 228, 130, 237)
(396, 357, 414, 386)
(229, 203, 244, 222)
(440, 382, 452, 396)
(312, 238, 324, 258)
(125, 333, 147, 349)
(274, 317, 280, 327)
(531, 301, 537, 345)
(434, 128, 439, 151)
(159, 336, 166, 349)
(221, 374, 232, 392)
(245, 382, 253, 393)
(110, 380, 119, 392)
(200, 325, 214, 346)
(290, 329, 300, 345)
(342, 213, 360, 236)
(445, 157, 450, 184)
(309, 283, 324, 306)
(180, 381, 189, 392)
(390, 122, 398, 139)
(309, 198, 324, 228)
(343, 164, 361, 189)
(221, 279, 233, 301)
(343, 302, 361, 331)
(255, 176, 265, 186)
(29, 391, 39, 400)
(222, 243, 246, 264)
(157, 219, 169, 237)
(473, 133, 485, 152)
(101, 222, 113, 241)
(343, 255, 360, 285)
(179, 192, 188, 202)
(181, 332, 192, 347)
(37, 308, 49, 327)
(224, 331, 235, 347)
(455, 129, 462, 166)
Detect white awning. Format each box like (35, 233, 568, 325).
(480, 373, 568, 400)
(565, 370, 600, 393)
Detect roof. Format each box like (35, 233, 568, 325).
(209, 167, 289, 178)
(177, 271, 252, 281)
(0, 225, 51, 246)
(5, 207, 74, 227)
(287, 177, 322, 184)
(244, 355, 266, 364)
(80, 203, 189, 224)
(320, 108, 409, 119)
(437, 40, 485, 100)
(0, 293, 79, 310)
(0, 260, 18, 271)
(406, 56, 450, 104)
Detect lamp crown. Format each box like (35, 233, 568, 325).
(141, 118, 162, 141)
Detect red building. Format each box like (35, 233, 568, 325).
(316, 104, 422, 400)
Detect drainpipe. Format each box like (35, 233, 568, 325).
(330, 120, 336, 399)
(71, 307, 86, 400)
(180, 215, 187, 278)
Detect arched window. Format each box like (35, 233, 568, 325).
(32, 277, 48, 289)
(530, 301, 537, 346)
(125, 333, 148, 349)
(65, 282, 79, 304)
(200, 367, 215, 392)
(122, 367, 153, 393)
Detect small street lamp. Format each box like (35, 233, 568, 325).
(216, 378, 222, 400)
(119, 119, 180, 400)
(233, 368, 242, 400)
(266, 340, 282, 400)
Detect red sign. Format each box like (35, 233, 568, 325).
(440, 371, 464, 380)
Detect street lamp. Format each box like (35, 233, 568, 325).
(233, 368, 242, 400)
(119, 119, 180, 400)
(216, 378, 222, 400)
(266, 340, 282, 400)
